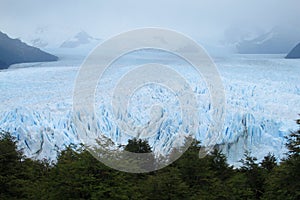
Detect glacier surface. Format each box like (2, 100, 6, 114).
(0, 49, 299, 165)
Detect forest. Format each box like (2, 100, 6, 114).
(0, 119, 299, 200)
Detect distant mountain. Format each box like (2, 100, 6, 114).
(236, 26, 300, 54)
(0, 31, 58, 69)
(286, 43, 300, 59)
(23, 26, 69, 49)
(60, 31, 99, 48)
(30, 38, 48, 48)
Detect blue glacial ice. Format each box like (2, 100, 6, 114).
(0, 50, 299, 165)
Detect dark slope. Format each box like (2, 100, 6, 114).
(286, 43, 300, 59)
(0, 31, 58, 69)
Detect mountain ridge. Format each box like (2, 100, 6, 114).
(60, 31, 100, 48)
(286, 43, 300, 59)
(0, 31, 58, 69)
(236, 26, 300, 54)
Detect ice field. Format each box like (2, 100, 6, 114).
(0, 48, 299, 165)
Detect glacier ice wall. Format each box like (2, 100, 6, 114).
(0, 53, 299, 164)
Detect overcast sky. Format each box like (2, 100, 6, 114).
(1, 0, 300, 43)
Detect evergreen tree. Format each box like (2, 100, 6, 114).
(142, 167, 189, 200)
(239, 151, 265, 199)
(208, 148, 233, 180)
(124, 138, 152, 153)
(124, 138, 156, 172)
(263, 117, 300, 199)
(0, 131, 49, 199)
(45, 145, 105, 199)
(285, 118, 300, 158)
(0, 131, 26, 199)
(260, 153, 277, 172)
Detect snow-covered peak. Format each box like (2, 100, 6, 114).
(60, 31, 100, 48)
(21, 26, 96, 50)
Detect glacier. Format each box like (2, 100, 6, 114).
(0, 48, 299, 165)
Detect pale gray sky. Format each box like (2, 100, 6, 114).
(0, 0, 299, 43)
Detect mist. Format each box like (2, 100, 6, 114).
(1, 0, 299, 50)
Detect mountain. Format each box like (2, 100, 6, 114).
(30, 38, 48, 48)
(0, 31, 58, 69)
(22, 26, 73, 49)
(236, 26, 300, 54)
(286, 43, 300, 59)
(60, 31, 99, 48)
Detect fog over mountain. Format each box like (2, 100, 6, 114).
(0, 0, 300, 54)
(235, 26, 300, 54)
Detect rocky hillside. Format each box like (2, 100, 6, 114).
(286, 43, 300, 59)
(0, 31, 58, 69)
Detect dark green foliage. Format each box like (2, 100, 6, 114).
(0, 132, 23, 199)
(0, 131, 50, 199)
(260, 153, 277, 172)
(263, 117, 300, 199)
(1, 117, 300, 200)
(143, 167, 189, 200)
(285, 126, 300, 158)
(124, 138, 152, 153)
(239, 151, 265, 199)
